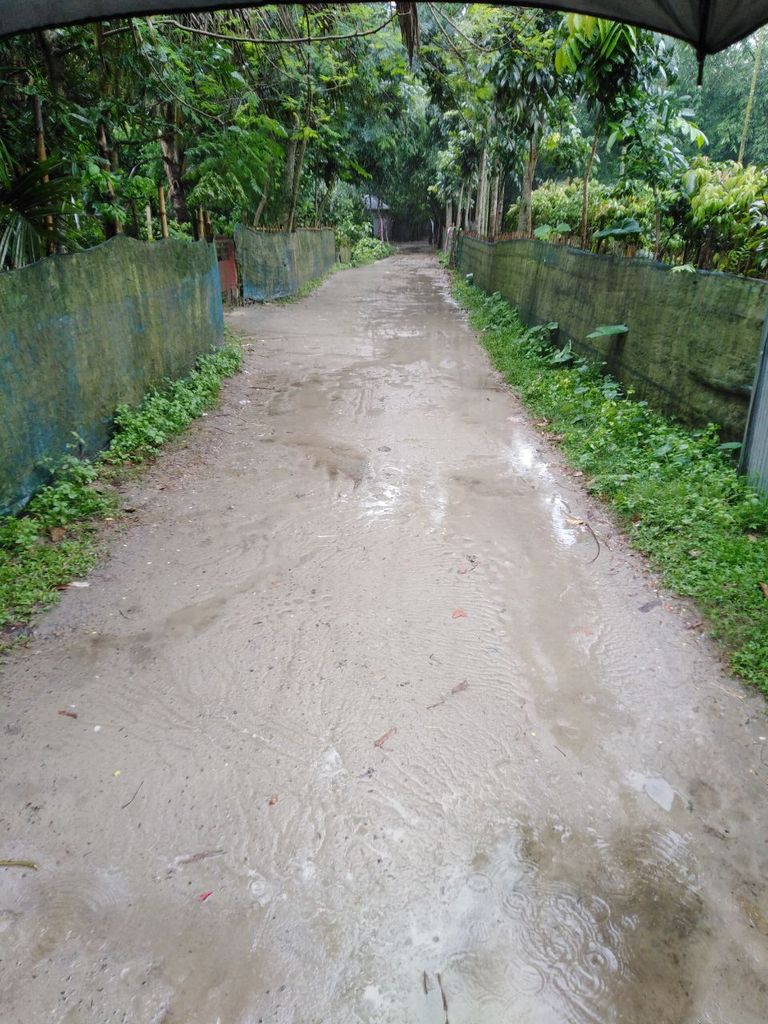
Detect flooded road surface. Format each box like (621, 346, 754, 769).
(2, 250, 767, 1023)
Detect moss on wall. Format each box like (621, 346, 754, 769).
(234, 226, 336, 301)
(458, 236, 768, 440)
(0, 235, 224, 514)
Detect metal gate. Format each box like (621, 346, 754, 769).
(741, 315, 768, 497)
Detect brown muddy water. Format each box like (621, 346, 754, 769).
(1, 250, 767, 1023)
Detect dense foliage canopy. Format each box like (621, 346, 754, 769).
(1, 4, 767, 275)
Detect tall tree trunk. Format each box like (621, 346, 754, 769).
(35, 30, 66, 97)
(287, 133, 307, 232)
(457, 182, 465, 231)
(444, 198, 453, 247)
(517, 138, 538, 237)
(282, 135, 298, 228)
(253, 176, 270, 228)
(489, 173, 499, 240)
(32, 94, 55, 249)
(739, 25, 766, 164)
(496, 178, 506, 236)
(315, 173, 336, 226)
(477, 148, 488, 236)
(653, 188, 661, 261)
(97, 120, 121, 236)
(32, 94, 47, 164)
(157, 184, 169, 238)
(581, 113, 602, 250)
(129, 199, 139, 238)
(159, 102, 190, 225)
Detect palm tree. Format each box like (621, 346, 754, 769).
(0, 141, 80, 270)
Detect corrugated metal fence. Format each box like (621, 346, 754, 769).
(741, 318, 768, 497)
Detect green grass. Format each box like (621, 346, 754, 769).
(0, 342, 243, 643)
(453, 276, 768, 693)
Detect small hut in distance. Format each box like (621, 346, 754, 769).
(363, 194, 393, 242)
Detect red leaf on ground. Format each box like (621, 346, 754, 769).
(374, 727, 397, 749)
(58, 710, 78, 719)
(268, 794, 278, 806)
(451, 680, 469, 694)
(198, 891, 213, 902)
(451, 609, 468, 619)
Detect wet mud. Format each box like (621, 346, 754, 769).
(1, 249, 767, 1022)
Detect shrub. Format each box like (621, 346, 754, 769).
(350, 237, 393, 266)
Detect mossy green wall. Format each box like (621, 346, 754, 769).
(0, 235, 224, 514)
(234, 226, 336, 301)
(458, 236, 768, 440)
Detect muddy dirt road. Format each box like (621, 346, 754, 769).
(2, 250, 767, 1023)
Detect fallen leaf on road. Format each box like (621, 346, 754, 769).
(565, 515, 585, 526)
(197, 891, 213, 902)
(49, 526, 66, 543)
(268, 794, 279, 806)
(374, 727, 397, 749)
(58, 709, 78, 719)
(176, 849, 224, 865)
(68, 581, 89, 589)
(451, 609, 468, 619)
(451, 680, 470, 694)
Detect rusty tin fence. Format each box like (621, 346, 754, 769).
(215, 235, 239, 304)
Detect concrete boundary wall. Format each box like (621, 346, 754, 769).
(234, 226, 336, 301)
(0, 235, 224, 514)
(457, 236, 768, 440)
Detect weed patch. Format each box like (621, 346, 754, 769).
(453, 275, 768, 693)
(350, 238, 393, 266)
(0, 342, 243, 643)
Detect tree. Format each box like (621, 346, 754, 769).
(490, 12, 565, 236)
(555, 15, 661, 248)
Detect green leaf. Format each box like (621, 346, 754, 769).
(586, 324, 629, 338)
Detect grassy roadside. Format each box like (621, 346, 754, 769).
(452, 273, 768, 694)
(0, 341, 243, 647)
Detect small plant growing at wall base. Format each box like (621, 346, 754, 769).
(0, 342, 243, 645)
(451, 276, 768, 693)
